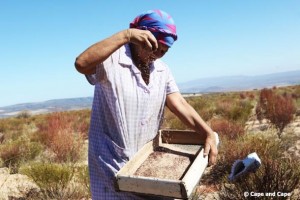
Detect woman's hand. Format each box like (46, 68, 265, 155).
(127, 28, 158, 51)
(166, 92, 219, 166)
(203, 132, 218, 165)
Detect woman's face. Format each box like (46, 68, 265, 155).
(135, 42, 169, 64)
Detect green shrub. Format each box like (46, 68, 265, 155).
(0, 114, 39, 144)
(0, 118, 24, 141)
(0, 119, 9, 133)
(161, 107, 188, 130)
(0, 140, 20, 171)
(0, 138, 42, 173)
(16, 110, 31, 119)
(168, 118, 189, 130)
(187, 96, 215, 121)
(75, 165, 91, 197)
(215, 99, 253, 124)
(20, 162, 75, 199)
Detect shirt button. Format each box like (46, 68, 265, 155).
(141, 119, 147, 125)
(144, 89, 150, 93)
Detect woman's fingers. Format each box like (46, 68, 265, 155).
(144, 39, 157, 51)
(204, 136, 218, 166)
(147, 32, 158, 51)
(129, 29, 158, 51)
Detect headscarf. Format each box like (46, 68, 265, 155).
(129, 9, 178, 47)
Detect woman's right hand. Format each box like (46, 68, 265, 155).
(126, 28, 158, 52)
(75, 28, 158, 75)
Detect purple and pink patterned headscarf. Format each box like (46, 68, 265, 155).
(130, 9, 178, 47)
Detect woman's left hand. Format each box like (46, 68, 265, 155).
(203, 132, 218, 165)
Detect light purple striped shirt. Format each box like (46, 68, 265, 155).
(86, 44, 179, 199)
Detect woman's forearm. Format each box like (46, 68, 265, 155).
(166, 92, 214, 135)
(75, 29, 129, 75)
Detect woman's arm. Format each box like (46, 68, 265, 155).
(166, 92, 218, 165)
(74, 29, 158, 75)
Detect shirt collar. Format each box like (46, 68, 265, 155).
(118, 44, 165, 72)
(118, 44, 133, 66)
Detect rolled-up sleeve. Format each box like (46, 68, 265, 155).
(85, 57, 111, 85)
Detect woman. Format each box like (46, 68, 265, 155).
(75, 9, 218, 200)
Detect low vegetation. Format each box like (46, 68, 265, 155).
(0, 109, 91, 199)
(0, 85, 299, 199)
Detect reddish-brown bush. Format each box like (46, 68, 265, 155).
(248, 93, 255, 100)
(203, 134, 291, 186)
(291, 93, 298, 99)
(219, 158, 300, 200)
(256, 88, 296, 137)
(258, 88, 274, 111)
(239, 93, 246, 99)
(36, 112, 85, 162)
(210, 118, 245, 140)
(268, 95, 296, 135)
(50, 129, 84, 162)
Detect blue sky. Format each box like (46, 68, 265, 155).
(1, 0, 300, 107)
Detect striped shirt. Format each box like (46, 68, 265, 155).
(86, 44, 179, 199)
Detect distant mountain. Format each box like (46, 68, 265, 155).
(0, 97, 93, 118)
(0, 70, 299, 118)
(178, 70, 300, 93)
